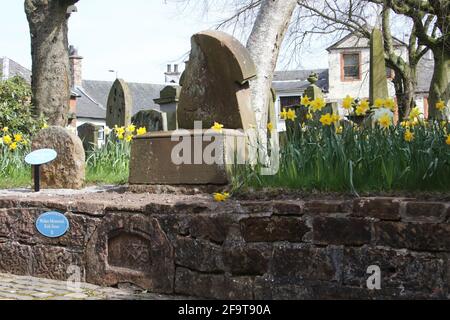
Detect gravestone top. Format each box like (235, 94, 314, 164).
(25, 149, 57, 166)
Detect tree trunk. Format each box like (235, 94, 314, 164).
(25, 0, 78, 126)
(428, 48, 450, 120)
(246, 0, 297, 165)
(394, 70, 417, 120)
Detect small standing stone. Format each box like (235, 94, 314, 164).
(31, 126, 85, 189)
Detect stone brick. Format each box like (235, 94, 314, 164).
(272, 201, 303, 216)
(175, 237, 224, 272)
(240, 201, 273, 214)
(304, 200, 351, 214)
(403, 202, 447, 223)
(188, 215, 233, 244)
(343, 247, 447, 297)
(223, 244, 271, 276)
(374, 222, 450, 252)
(271, 245, 339, 282)
(240, 217, 309, 242)
(313, 217, 371, 246)
(352, 198, 401, 221)
(0, 242, 33, 276)
(32, 246, 84, 281)
(175, 267, 253, 300)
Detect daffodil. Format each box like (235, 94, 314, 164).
(286, 109, 297, 121)
(14, 134, 23, 142)
(267, 122, 274, 131)
(280, 108, 288, 120)
(404, 130, 414, 142)
(42, 123, 49, 129)
(306, 113, 313, 120)
(2, 127, 8, 133)
(2, 135, 12, 145)
(400, 121, 410, 128)
(320, 113, 333, 126)
(436, 100, 446, 112)
(378, 114, 392, 129)
(137, 127, 147, 136)
(213, 192, 230, 202)
(301, 96, 311, 107)
(384, 99, 396, 111)
(126, 124, 136, 133)
(0, 137, 3, 145)
(212, 122, 224, 133)
(310, 98, 326, 112)
(331, 114, 341, 123)
(446, 134, 450, 146)
(115, 126, 125, 136)
(9, 142, 17, 151)
(409, 107, 421, 121)
(117, 133, 124, 140)
(374, 98, 385, 108)
(356, 105, 368, 116)
(359, 99, 370, 110)
(342, 95, 354, 110)
(336, 126, 343, 134)
(104, 127, 112, 136)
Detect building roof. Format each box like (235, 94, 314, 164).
(327, 31, 407, 52)
(272, 69, 329, 93)
(74, 80, 168, 120)
(0, 57, 32, 83)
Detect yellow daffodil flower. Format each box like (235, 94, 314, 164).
(384, 99, 396, 111)
(356, 105, 368, 116)
(342, 95, 354, 110)
(378, 114, 392, 129)
(436, 100, 446, 112)
(301, 96, 311, 107)
(280, 108, 288, 120)
(212, 122, 224, 133)
(409, 107, 421, 121)
(137, 127, 147, 136)
(359, 99, 370, 110)
(310, 98, 326, 112)
(3, 135, 12, 145)
(14, 134, 23, 142)
(117, 133, 124, 140)
(320, 113, 333, 126)
(446, 134, 450, 146)
(332, 114, 341, 123)
(374, 98, 385, 108)
(126, 124, 136, 133)
(213, 192, 230, 202)
(286, 109, 297, 121)
(42, 124, 49, 129)
(0, 137, 3, 145)
(2, 127, 9, 133)
(125, 135, 133, 142)
(115, 126, 125, 136)
(404, 130, 414, 142)
(306, 113, 313, 120)
(336, 126, 343, 134)
(267, 122, 274, 131)
(9, 142, 17, 151)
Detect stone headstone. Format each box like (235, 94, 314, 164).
(31, 126, 85, 189)
(370, 28, 389, 105)
(106, 79, 133, 128)
(178, 30, 257, 130)
(154, 86, 180, 130)
(77, 122, 99, 151)
(132, 110, 168, 132)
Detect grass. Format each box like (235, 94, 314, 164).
(232, 115, 450, 195)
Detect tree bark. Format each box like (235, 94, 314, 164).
(428, 48, 450, 119)
(246, 0, 298, 133)
(25, 0, 78, 126)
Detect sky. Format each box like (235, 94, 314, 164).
(0, 0, 332, 84)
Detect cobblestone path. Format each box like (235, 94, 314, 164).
(0, 273, 176, 300)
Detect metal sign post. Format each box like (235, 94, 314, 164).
(25, 149, 57, 193)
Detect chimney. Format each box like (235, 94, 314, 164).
(164, 63, 181, 84)
(69, 45, 83, 88)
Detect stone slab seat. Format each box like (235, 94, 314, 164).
(129, 129, 248, 185)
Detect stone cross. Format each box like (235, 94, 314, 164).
(177, 30, 257, 130)
(106, 79, 133, 128)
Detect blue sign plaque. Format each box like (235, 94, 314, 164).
(25, 149, 57, 166)
(35, 212, 70, 238)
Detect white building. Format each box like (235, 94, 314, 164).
(272, 31, 435, 122)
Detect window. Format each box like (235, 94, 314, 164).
(280, 96, 301, 109)
(342, 53, 361, 81)
(386, 67, 394, 79)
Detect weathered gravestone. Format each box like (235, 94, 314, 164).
(154, 85, 180, 130)
(369, 28, 389, 105)
(32, 126, 85, 189)
(77, 122, 99, 151)
(106, 79, 133, 128)
(177, 30, 257, 130)
(129, 31, 258, 185)
(132, 109, 168, 132)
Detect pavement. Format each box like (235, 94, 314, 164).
(0, 273, 178, 300)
